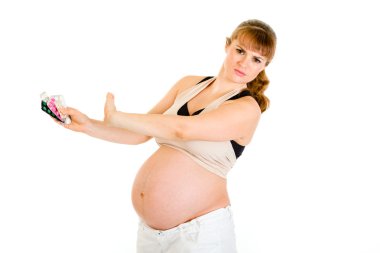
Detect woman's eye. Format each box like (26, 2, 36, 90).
(235, 48, 244, 55)
(253, 57, 262, 63)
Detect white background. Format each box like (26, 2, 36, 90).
(1, 0, 379, 252)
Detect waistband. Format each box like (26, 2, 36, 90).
(139, 206, 233, 236)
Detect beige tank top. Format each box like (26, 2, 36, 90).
(155, 77, 247, 178)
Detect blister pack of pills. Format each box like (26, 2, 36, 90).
(40, 92, 71, 124)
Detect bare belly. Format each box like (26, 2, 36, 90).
(131, 145, 230, 230)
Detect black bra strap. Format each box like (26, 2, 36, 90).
(196, 76, 214, 85)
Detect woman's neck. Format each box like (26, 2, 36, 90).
(213, 68, 246, 93)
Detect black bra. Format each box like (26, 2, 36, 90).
(177, 77, 251, 158)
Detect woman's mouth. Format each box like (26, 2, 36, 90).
(234, 69, 246, 77)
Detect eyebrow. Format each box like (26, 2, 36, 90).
(236, 44, 266, 62)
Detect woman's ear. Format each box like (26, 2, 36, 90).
(225, 37, 231, 52)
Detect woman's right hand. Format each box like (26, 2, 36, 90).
(58, 107, 92, 133)
(103, 92, 117, 126)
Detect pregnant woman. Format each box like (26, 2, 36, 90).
(59, 19, 277, 253)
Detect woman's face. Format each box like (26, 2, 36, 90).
(223, 39, 267, 84)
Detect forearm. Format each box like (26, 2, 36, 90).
(85, 119, 151, 145)
(108, 111, 182, 140)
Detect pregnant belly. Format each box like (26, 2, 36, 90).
(131, 145, 229, 230)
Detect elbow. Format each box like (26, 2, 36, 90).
(118, 135, 152, 145)
(129, 136, 152, 145)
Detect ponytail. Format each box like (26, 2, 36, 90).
(247, 70, 270, 113)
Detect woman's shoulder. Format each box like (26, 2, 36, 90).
(223, 91, 261, 117)
(174, 75, 212, 93)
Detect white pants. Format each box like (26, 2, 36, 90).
(136, 206, 237, 253)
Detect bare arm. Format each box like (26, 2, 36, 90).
(105, 95, 261, 145)
(59, 76, 197, 144)
(58, 109, 151, 145)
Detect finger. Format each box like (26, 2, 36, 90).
(59, 106, 76, 116)
(106, 92, 115, 104)
(107, 92, 114, 100)
(62, 122, 75, 131)
(105, 92, 116, 110)
(60, 119, 80, 132)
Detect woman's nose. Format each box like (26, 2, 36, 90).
(238, 55, 249, 67)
